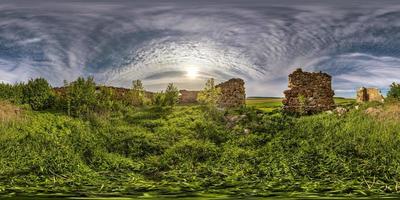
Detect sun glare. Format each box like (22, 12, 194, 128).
(186, 67, 199, 79)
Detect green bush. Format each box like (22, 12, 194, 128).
(65, 76, 97, 117)
(0, 82, 25, 104)
(23, 78, 54, 110)
(164, 83, 179, 107)
(387, 82, 400, 101)
(127, 80, 147, 106)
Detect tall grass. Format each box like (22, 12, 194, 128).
(0, 102, 400, 197)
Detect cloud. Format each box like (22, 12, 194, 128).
(0, 0, 399, 96)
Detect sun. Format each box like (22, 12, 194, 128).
(186, 67, 199, 79)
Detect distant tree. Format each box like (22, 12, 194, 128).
(197, 78, 221, 108)
(387, 82, 400, 101)
(164, 83, 179, 107)
(128, 80, 146, 106)
(66, 76, 97, 117)
(23, 78, 54, 110)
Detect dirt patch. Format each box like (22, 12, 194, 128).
(364, 103, 400, 121)
(0, 101, 23, 122)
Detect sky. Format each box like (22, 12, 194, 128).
(1, 0, 400, 97)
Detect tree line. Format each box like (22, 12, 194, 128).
(0, 77, 222, 117)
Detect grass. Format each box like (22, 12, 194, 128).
(0, 100, 400, 198)
(246, 97, 356, 112)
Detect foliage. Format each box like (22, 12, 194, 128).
(197, 78, 221, 107)
(23, 78, 54, 110)
(128, 80, 146, 106)
(64, 76, 97, 117)
(152, 91, 166, 107)
(387, 82, 400, 101)
(0, 82, 25, 104)
(163, 83, 179, 107)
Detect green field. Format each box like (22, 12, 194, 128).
(246, 97, 356, 112)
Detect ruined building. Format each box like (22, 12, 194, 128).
(283, 68, 335, 113)
(356, 87, 384, 103)
(216, 78, 246, 108)
(179, 90, 199, 104)
(178, 78, 246, 107)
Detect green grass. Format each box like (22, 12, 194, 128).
(246, 97, 356, 112)
(1, 101, 400, 198)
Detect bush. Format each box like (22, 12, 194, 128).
(127, 80, 147, 106)
(387, 82, 400, 101)
(23, 78, 54, 110)
(197, 78, 221, 107)
(164, 83, 179, 107)
(0, 82, 25, 104)
(65, 77, 97, 117)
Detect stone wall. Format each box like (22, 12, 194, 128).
(356, 87, 384, 103)
(216, 78, 246, 108)
(179, 90, 199, 104)
(283, 68, 335, 113)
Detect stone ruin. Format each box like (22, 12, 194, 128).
(283, 68, 335, 113)
(216, 78, 246, 108)
(179, 90, 199, 104)
(356, 87, 384, 103)
(178, 78, 246, 107)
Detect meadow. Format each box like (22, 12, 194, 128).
(1, 93, 400, 199)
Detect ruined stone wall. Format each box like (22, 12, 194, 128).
(216, 78, 246, 108)
(356, 87, 384, 103)
(283, 68, 335, 113)
(179, 90, 199, 104)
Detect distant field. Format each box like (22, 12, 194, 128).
(246, 97, 356, 112)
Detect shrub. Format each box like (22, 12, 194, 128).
(95, 86, 115, 113)
(197, 78, 221, 107)
(23, 78, 54, 110)
(387, 82, 400, 101)
(164, 83, 179, 107)
(128, 80, 146, 106)
(152, 92, 166, 107)
(65, 77, 97, 117)
(0, 82, 25, 104)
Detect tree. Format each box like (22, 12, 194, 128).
(128, 80, 146, 106)
(197, 78, 221, 108)
(23, 78, 54, 110)
(95, 86, 114, 113)
(0, 82, 25, 104)
(65, 76, 97, 117)
(164, 83, 179, 107)
(153, 92, 166, 107)
(387, 82, 400, 101)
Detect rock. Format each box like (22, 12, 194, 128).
(282, 68, 335, 113)
(334, 107, 348, 116)
(356, 87, 384, 103)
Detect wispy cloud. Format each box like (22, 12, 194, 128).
(0, 0, 399, 96)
